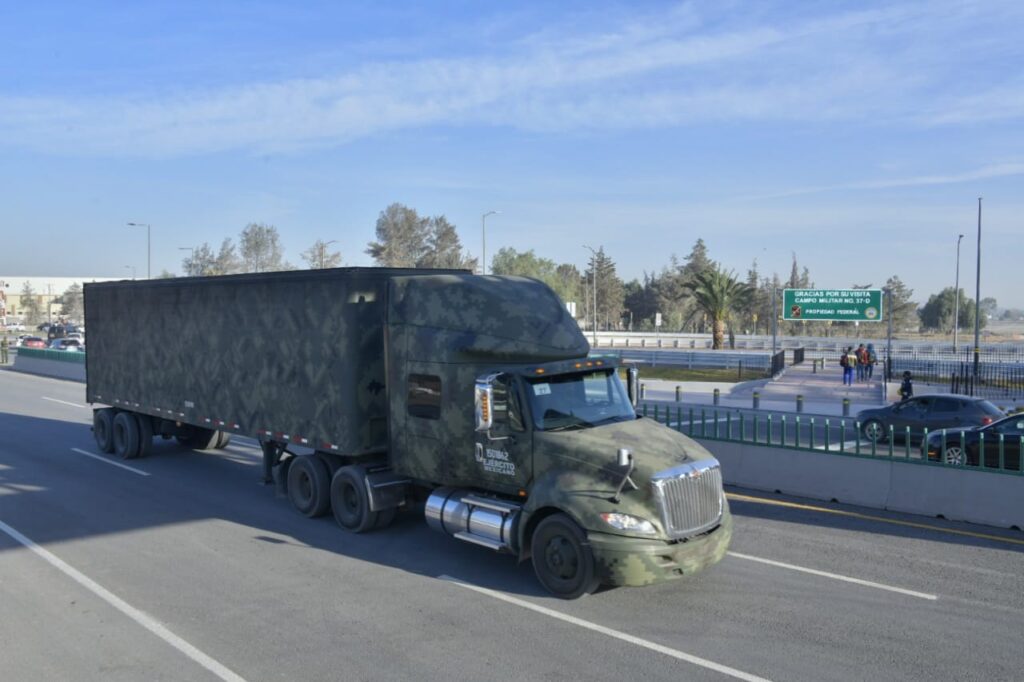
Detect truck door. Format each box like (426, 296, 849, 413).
(466, 374, 532, 494)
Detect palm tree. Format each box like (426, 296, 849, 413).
(684, 267, 753, 350)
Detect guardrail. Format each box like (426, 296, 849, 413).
(15, 347, 86, 363)
(640, 403, 1024, 476)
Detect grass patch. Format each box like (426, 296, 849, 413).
(622, 366, 763, 382)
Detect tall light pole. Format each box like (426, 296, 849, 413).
(178, 247, 194, 275)
(481, 211, 499, 275)
(127, 222, 151, 279)
(973, 197, 982, 378)
(319, 240, 338, 269)
(124, 265, 136, 280)
(583, 244, 599, 346)
(953, 233, 964, 353)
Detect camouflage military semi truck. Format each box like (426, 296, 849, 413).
(84, 268, 731, 598)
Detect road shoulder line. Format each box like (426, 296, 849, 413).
(71, 448, 150, 477)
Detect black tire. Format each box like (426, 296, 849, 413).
(862, 419, 885, 443)
(531, 513, 599, 600)
(135, 414, 154, 459)
(112, 411, 141, 460)
(330, 466, 379, 532)
(374, 506, 398, 530)
(93, 409, 115, 454)
(214, 431, 232, 449)
(287, 456, 331, 518)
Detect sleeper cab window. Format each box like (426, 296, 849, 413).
(407, 374, 442, 420)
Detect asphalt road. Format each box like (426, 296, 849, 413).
(2, 368, 1023, 681)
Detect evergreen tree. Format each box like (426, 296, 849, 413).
(60, 283, 84, 321)
(240, 223, 287, 273)
(584, 247, 625, 330)
(884, 275, 917, 333)
(301, 240, 343, 269)
(20, 281, 43, 325)
(417, 216, 477, 270)
(366, 203, 429, 267)
(684, 267, 752, 350)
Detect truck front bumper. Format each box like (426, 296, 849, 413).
(587, 506, 733, 587)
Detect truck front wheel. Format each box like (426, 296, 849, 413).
(112, 412, 141, 460)
(287, 456, 331, 518)
(330, 466, 379, 533)
(531, 514, 599, 600)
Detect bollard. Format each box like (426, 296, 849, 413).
(842, 398, 850, 417)
(812, 360, 817, 374)
(675, 385, 681, 402)
(752, 391, 760, 409)
(796, 394, 804, 413)
(713, 388, 720, 406)
(640, 383, 647, 400)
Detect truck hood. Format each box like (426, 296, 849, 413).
(530, 416, 720, 538)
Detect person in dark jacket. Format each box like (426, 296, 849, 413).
(898, 371, 914, 401)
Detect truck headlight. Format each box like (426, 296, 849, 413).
(599, 512, 657, 535)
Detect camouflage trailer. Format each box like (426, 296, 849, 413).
(85, 268, 730, 598)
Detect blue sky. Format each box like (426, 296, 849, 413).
(2, 1, 1022, 307)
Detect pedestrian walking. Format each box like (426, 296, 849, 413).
(0, 336, 8, 364)
(866, 343, 877, 380)
(855, 344, 868, 382)
(840, 346, 855, 386)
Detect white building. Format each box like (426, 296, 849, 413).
(1, 276, 122, 325)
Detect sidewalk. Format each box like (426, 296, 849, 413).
(640, 361, 888, 417)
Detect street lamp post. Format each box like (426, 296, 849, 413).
(583, 244, 599, 346)
(127, 222, 151, 279)
(320, 240, 338, 269)
(953, 233, 964, 353)
(481, 211, 499, 275)
(973, 198, 982, 378)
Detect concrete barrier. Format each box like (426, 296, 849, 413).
(11, 352, 86, 382)
(699, 438, 1024, 530)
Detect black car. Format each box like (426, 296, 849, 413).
(857, 395, 1004, 443)
(925, 414, 1024, 471)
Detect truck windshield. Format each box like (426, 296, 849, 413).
(525, 369, 635, 431)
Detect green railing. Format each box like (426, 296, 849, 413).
(15, 347, 86, 363)
(641, 403, 1024, 477)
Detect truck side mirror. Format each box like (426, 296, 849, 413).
(474, 376, 495, 432)
(626, 367, 639, 408)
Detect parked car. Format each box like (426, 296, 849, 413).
(50, 338, 82, 351)
(5, 321, 26, 332)
(857, 395, 1004, 443)
(925, 414, 1024, 471)
(21, 336, 47, 348)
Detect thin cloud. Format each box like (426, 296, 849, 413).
(742, 163, 1024, 201)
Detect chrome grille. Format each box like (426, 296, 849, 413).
(651, 459, 724, 539)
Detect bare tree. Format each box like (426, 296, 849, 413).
(182, 243, 218, 276)
(301, 240, 343, 269)
(240, 223, 286, 273)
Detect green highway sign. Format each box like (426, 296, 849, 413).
(783, 289, 884, 322)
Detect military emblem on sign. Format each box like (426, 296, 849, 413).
(790, 305, 802, 318)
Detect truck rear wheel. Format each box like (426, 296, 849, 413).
(288, 456, 331, 518)
(530, 513, 599, 600)
(112, 411, 141, 460)
(214, 431, 232, 449)
(93, 409, 115, 454)
(331, 466, 379, 533)
(135, 414, 154, 458)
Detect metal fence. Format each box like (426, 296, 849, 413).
(639, 403, 1024, 476)
(793, 347, 805, 365)
(887, 356, 1024, 399)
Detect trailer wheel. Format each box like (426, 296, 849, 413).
(530, 513, 599, 600)
(331, 466, 379, 533)
(93, 409, 115, 454)
(112, 412, 141, 460)
(135, 414, 154, 458)
(374, 506, 398, 530)
(214, 431, 232, 449)
(287, 456, 331, 518)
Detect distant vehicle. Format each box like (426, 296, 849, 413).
(5, 321, 26, 332)
(37, 323, 50, 331)
(22, 336, 47, 348)
(14, 334, 33, 347)
(857, 395, 1003, 443)
(66, 332, 84, 341)
(925, 414, 1024, 470)
(50, 338, 82, 351)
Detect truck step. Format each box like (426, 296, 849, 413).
(459, 495, 520, 515)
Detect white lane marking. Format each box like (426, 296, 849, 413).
(42, 396, 88, 409)
(70, 448, 150, 477)
(439, 575, 772, 682)
(727, 552, 938, 601)
(0, 519, 247, 682)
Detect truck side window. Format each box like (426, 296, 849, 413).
(492, 376, 525, 433)
(407, 374, 441, 420)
